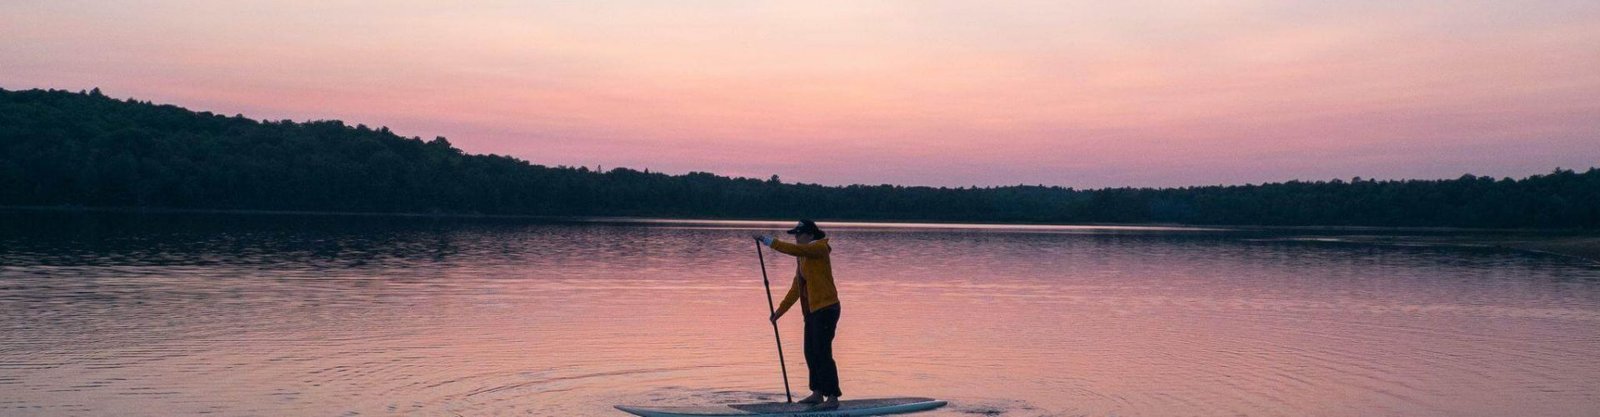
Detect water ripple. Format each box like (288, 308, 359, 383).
(1, 213, 1598, 416)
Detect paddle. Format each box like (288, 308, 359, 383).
(755, 240, 794, 403)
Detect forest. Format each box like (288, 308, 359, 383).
(2, 87, 1596, 229)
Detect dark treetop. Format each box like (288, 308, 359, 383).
(2, 87, 1596, 229)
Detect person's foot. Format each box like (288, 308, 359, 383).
(797, 393, 824, 404)
(810, 397, 840, 410)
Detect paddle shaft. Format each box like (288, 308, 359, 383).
(755, 240, 794, 403)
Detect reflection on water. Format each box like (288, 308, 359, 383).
(2, 211, 1598, 416)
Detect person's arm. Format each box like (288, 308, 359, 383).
(774, 275, 802, 318)
(770, 239, 830, 258)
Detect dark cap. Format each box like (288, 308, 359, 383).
(785, 219, 825, 238)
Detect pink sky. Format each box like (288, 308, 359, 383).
(3, 1, 1597, 187)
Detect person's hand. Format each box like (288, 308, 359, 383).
(751, 234, 773, 246)
(769, 311, 781, 323)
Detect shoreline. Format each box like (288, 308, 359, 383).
(1, 204, 1586, 232)
(6, 205, 1597, 263)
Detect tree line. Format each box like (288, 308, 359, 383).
(2, 87, 1596, 229)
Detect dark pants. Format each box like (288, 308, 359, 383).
(803, 303, 842, 397)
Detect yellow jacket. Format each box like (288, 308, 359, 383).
(772, 238, 840, 315)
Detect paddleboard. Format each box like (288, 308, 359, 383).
(616, 397, 946, 417)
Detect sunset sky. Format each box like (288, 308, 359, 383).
(3, 1, 1597, 187)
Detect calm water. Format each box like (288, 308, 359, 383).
(2, 212, 1598, 417)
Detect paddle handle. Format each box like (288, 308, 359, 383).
(756, 240, 794, 403)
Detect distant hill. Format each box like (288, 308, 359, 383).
(1, 87, 1596, 228)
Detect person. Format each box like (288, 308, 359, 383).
(753, 219, 842, 409)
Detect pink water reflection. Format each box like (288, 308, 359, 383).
(0, 215, 1597, 416)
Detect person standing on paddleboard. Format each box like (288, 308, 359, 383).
(753, 219, 843, 409)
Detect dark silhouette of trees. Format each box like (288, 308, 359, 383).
(2, 87, 1596, 229)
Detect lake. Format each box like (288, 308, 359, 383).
(2, 211, 1598, 416)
